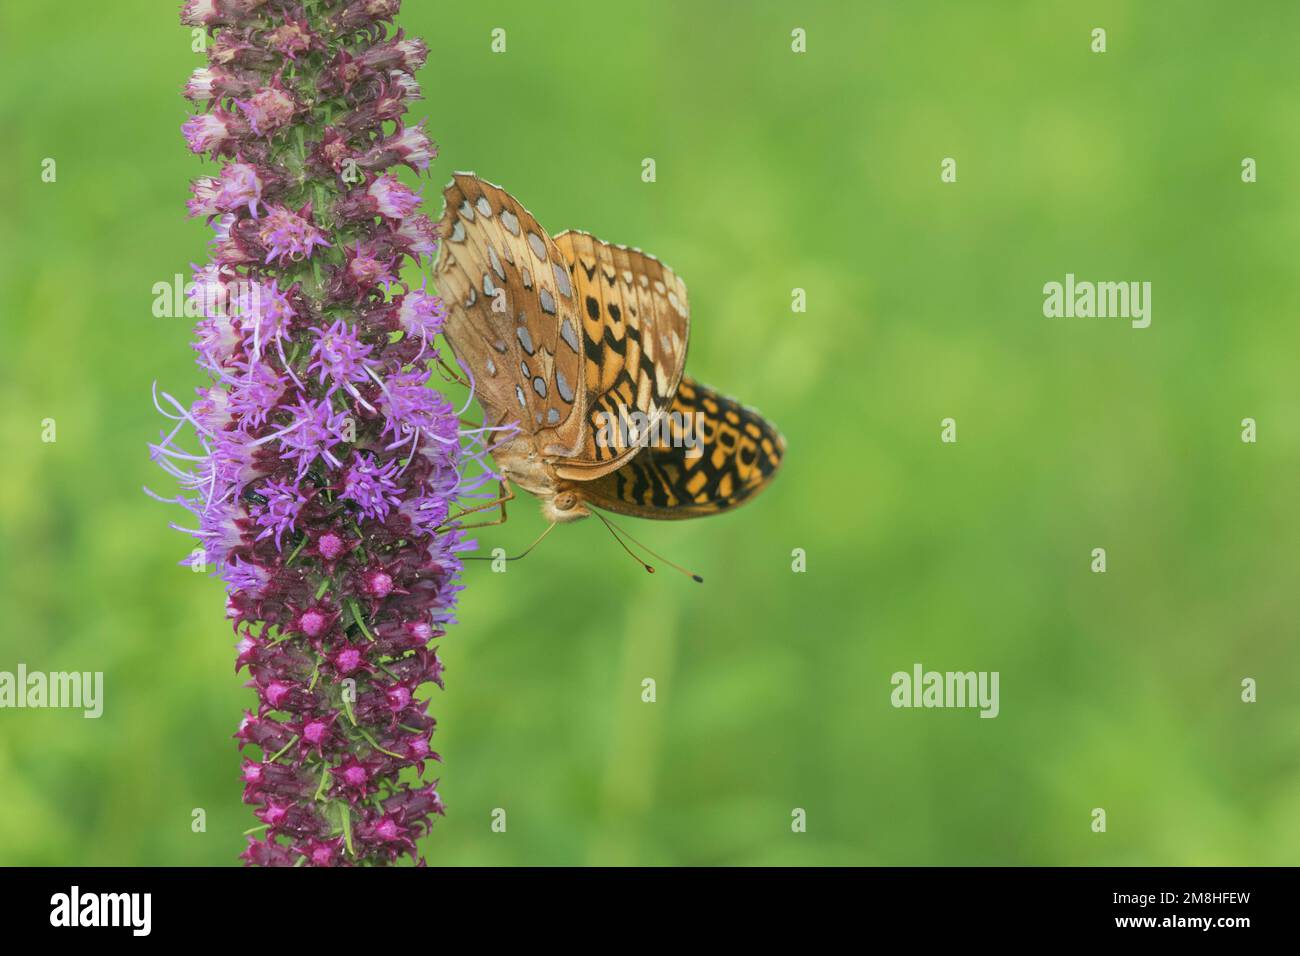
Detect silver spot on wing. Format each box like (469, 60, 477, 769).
(552, 262, 572, 298)
(527, 232, 546, 261)
(560, 317, 579, 353)
(555, 368, 574, 403)
(517, 325, 535, 355)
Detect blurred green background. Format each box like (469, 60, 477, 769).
(2, 0, 1299, 866)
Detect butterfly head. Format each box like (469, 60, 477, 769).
(541, 489, 590, 524)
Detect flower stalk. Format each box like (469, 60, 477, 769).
(151, 0, 491, 866)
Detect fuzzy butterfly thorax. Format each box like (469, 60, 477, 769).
(434, 173, 784, 528)
(486, 434, 591, 524)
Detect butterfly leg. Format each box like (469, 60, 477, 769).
(446, 479, 515, 531)
(463, 520, 558, 564)
(437, 356, 471, 389)
(458, 482, 559, 564)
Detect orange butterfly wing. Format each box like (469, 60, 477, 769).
(575, 377, 785, 519)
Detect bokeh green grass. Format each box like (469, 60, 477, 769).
(2, 0, 1299, 865)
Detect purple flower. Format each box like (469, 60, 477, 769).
(393, 213, 438, 261)
(225, 557, 271, 597)
(236, 84, 297, 137)
(377, 368, 453, 443)
(397, 286, 446, 342)
(184, 67, 217, 102)
(181, 0, 269, 28)
(344, 241, 397, 293)
(277, 396, 350, 478)
(358, 35, 428, 73)
(398, 491, 452, 537)
(217, 162, 265, 217)
(191, 384, 233, 433)
(154, 0, 489, 868)
(362, 122, 436, 173)
(307, 318, 375, 391)
(189, 164, 266, 219)
(389, 70, 422, 102)
(192, 311, 241, 370)
(253, 479, 310, 549)
(210, 213, 258, 266)
(190, 503, 247, 569)
(188, 177, 222, 218)
(265, 19, 316, 60)
(366, 173, 421, 219)
(234, 279, 295, 361)
(182, 110, 236, 155)
(342, 452, 403, 521)
(225, 360, 287, 427)
(257, 204, 331, 264)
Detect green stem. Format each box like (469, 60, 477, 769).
(314, 763, 331, 800)
(284, 535, 308, 567)
(267, 734, 300, 764)
(348, 599, 374, 641)
(354, 725, 404, 760)
(338, 803, 354, 857)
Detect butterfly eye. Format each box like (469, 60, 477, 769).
(555, 492, 577, 511)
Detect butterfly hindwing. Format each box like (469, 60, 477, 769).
(550, 230, 690, 479)
(575, 376, 785, 519)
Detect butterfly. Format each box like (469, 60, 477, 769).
(433, 173, 784, 560)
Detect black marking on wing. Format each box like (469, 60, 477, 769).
(576, 377, 784, 519)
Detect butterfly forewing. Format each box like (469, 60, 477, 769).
(576, 377, 785, 519)
(550, 230, 691, 479)
(435, 174, 586, 453)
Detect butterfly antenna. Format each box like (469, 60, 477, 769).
(593, 510, 656, 576)
(593, 510, 704, 584)
(463, 522, 558, 563)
